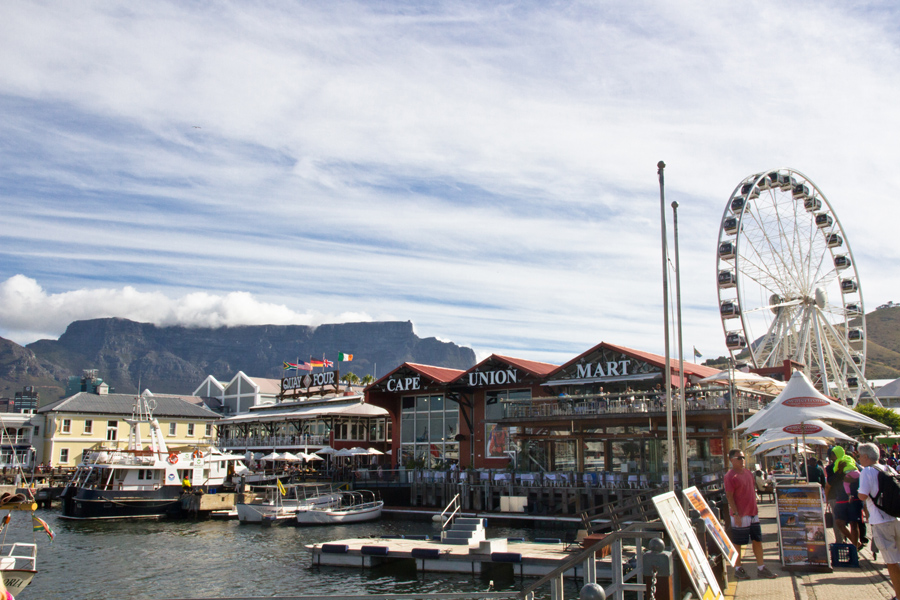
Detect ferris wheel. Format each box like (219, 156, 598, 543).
(715, 168, 876, 405)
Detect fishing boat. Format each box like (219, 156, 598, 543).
(236, 483, 340, 525)
(295, 490, 383, 525)
(59, 395, 248, 520)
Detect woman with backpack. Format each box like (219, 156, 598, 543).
(858, 441, 900, 600)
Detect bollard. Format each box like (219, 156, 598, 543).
(580, 582, 606, 600)
(643, 537, 674, 600)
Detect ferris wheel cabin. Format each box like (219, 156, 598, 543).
(720, 300, 740, 318)
(815, 213, 834, 228)
(834, 255, 851, 270)
(723, 217, 738, 235)
(803, 197, 822, 212)
(792, 183, 810, 200)
(848, 328, 864, 342)
(725, 332, 747, 350)
(731, 196, 749, 212)
(841, 279, 858, 294)
(718, 242, 735, 260)
(826, 233, 843, 248)
(845, 303, 862, 316)
(718, 270, 736, 288)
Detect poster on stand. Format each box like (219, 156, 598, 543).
(652, 492, 724, 600)
(683, 486, 738, 566)
(774, 483, 831, 571)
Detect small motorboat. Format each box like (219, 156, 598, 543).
(236, 483, 339, 525)
(296, 490, 383, 525)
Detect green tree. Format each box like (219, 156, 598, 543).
(854, 403, 900, 433)
(360, 374, 375, 386)
(341, 372, 360, 386)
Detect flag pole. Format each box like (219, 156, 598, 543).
(672, 199, 689, 495)
(658, 160, 675, 493)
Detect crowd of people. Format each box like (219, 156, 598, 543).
(740, 440, 900, 599)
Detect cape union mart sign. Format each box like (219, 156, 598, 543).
(282, 370, 338, 392)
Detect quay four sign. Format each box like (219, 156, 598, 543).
(282, 370, 337, 391)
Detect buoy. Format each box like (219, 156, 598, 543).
(168, 452, 179, 464)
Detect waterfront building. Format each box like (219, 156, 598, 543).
(365, 342, 784, 482)
(213, 369, 391, 457)
(192, 371, 282, 415)
(37, 388, 222, 467)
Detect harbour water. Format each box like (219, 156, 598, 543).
(16, 509, 580, 600)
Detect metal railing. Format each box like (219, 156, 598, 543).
(506, 392, 763, 419)
(521, 522, 667, 600)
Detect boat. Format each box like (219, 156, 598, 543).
(59, 395, 249, 520)
(235, 483, 340, 525)
(0, 497, 40, 597)
(295, 490, 383, 525)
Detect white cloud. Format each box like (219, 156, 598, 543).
(0, 275, 371, 344)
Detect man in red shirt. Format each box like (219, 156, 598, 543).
(725, 448, 778, 579)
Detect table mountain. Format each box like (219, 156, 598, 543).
(14, 318, 476, 403)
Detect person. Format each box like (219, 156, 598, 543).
(825, 448, 848, 543)
(724, 448, 778, 579)
(829, 446, 860, 547)
(857, 441, 900, 600)
(181, 474, 192, 493)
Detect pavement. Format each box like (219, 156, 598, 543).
(728, 500, 895, 600)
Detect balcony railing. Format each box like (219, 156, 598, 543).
(505, 390, 763, 419)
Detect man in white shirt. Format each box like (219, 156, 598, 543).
(857, 441, 900, 600)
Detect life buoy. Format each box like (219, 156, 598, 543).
(192, 450, 204, 459)
(168, 452, 179, 464)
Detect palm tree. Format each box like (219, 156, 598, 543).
(342, 372, 361, 386)
(360, 374, 375, 386)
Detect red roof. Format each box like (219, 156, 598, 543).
(491, 355, 558, 377)
(601, 343, 720, 378)
(371, 362, 465, 388)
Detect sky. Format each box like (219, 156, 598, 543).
(1, 1, 898, 367)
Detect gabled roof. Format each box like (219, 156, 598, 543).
(551, 341, 719, 380)
(489, 355, 558, 377)
(370, 362, 465, 389)
(877, 378, 900, 398)
(38, 392, 221, 419)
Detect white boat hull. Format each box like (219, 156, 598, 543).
(296, 501, 383, 525)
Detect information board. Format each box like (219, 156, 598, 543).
(683, 486, 738, 567)
(652, 491, 724, 600)
(774, 483, 831, 571)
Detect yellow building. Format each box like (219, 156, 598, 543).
(37, 389, 222, 468)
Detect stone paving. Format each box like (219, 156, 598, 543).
(729, 501, 895, 600)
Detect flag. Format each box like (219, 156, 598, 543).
(32, 515, 55, 542)
(323, 359, 334, 368)
(283, 361, 312, 371)
(338, 352, 354, 362)
(276, 479, 287, 496)
(693, 346, 702, 359)
(309, 359, 325, 368)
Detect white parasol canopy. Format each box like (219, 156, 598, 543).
(753, 438, 827, 454)
(281, 451, 303, 462)
(699, 369, 786, 393)
(350, 447, 369, 455)
(314, 446, 337, 455)
(366, 447, 385, 455)
(750, 420, 858, 447)
(736, 371, 889, 433)
(259, 451, 283, 461)
(765, 444, 815, 457)
(334, 448, 355, 457)
(301, 452, 324, 461)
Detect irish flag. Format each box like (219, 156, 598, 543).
(338, 352, 353, 362)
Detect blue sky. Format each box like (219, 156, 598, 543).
(1, 1, 898, 366)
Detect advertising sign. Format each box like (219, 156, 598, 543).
(774, 484, 830, 571)
(683, 486, 738, 566)
(652, 491, 723, 600)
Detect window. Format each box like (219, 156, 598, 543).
(84, 420, 93, 434)
(106, 420, 117, 441)
(205, 424, 212, 437)
(169, 423, 177, 436)
(187, 423, 195, 437)
(59, 448, 69, 464)
(33, 426, 39, 437)
(61, 419, 71, 434)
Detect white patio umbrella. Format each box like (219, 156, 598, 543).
(765, 444, 815, 457)
(736, 371, 889, 434)
(334, 448, 355, 457)
(749, 420, 859, 447)
(259, 451, 284, 461)
(349, 447, 369, 455)
(281, 451, 302, 462)
(302, 452, 324, 461)
(753, 438, 826, 454)
(366, 448, 385, 455)
(700, 369, 786, 393)
(315, 446, 337, 455)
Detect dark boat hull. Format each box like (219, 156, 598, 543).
(60, 487, 203, 520)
